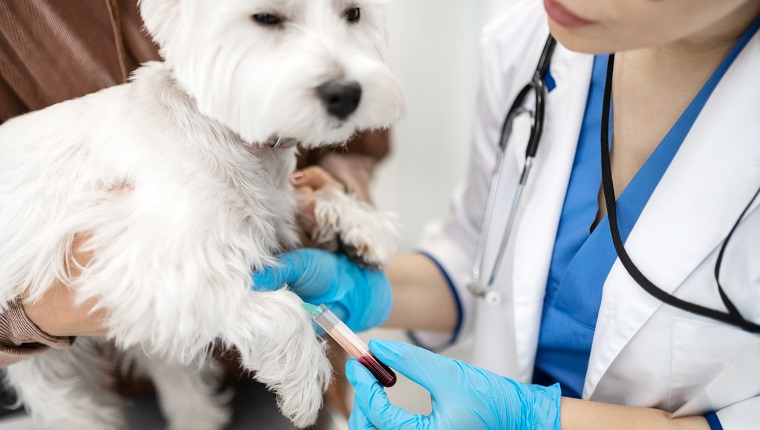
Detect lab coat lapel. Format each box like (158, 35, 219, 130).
(507, 45, 593, 382)
(585, 37, 760, 398)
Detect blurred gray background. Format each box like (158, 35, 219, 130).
(366, 0, 519, 420)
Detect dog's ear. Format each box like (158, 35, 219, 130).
(138, 0, 181, 48)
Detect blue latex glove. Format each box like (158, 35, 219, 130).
(347, 340, 562, 430)
(251, 249, 391, 333)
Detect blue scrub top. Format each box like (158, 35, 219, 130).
(532, 55, 608, 399)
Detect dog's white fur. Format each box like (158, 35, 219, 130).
(0, 0, 404, 428)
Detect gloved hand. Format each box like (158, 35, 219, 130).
(251, 249, 391, 333)
(347, 339, 562, 430)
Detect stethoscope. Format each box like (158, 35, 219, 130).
(466, 35, 556, 305)
(466, 35, 760, 334)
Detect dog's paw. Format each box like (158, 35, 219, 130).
(229, 291, 332, 428)
(312, 187, 400, 269)
(271, 310, 332, 428)
(276, 352, 332, 429)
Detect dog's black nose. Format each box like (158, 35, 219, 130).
(317, 80, 362, 120)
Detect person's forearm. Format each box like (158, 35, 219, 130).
(560, 398, 710, 430)
(383, 253, 458, 332)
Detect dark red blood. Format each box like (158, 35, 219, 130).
(358, 354, 397, 387)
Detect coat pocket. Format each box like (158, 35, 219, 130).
(669, 317, 760, 416)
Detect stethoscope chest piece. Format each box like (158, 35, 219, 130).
(485, 290, 502, 306)
(465, 277, 503, 306)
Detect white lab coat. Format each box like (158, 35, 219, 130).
(415, 1, 760, 428)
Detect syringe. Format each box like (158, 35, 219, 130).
(302, 303, 397, 387)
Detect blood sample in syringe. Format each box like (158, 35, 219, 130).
(357, 353, 397, 387)
(303, 303, 397, 387)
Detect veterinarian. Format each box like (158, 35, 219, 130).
(254, 0, 760, 428)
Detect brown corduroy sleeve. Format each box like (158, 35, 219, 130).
(0, 0, 160, 122)
(0, 299, 74, 367)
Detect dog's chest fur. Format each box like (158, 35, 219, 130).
(130, 63, 302, 258)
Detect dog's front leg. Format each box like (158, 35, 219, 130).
(4, 338, 124, 430)
(221, 289, 331, 429)
(126, 349, 231, 430)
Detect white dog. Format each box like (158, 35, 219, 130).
(0, 0, 404, 428)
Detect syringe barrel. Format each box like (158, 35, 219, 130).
(311, 304, 397, 387)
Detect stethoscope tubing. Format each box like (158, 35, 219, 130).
(467, 36, 556, 300)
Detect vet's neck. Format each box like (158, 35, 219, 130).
(596, 6, 759, 220)
(617, 3, 758, 91)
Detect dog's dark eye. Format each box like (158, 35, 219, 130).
(345, 8, 361, 23)
(252, 13, 282, 26)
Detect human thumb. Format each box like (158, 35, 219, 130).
(368, 339, 458, 398)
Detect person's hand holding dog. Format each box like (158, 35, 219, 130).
(22, 232, 108, 337)
(290, 166, 349, 245)
(21, 185, 134, 338)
